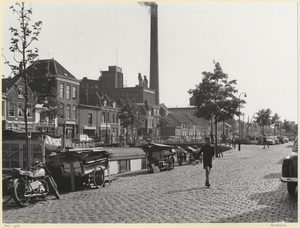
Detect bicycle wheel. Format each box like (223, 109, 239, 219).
(12, 179, 30, 207)
(93, 166, 105, 188)
(177, 156, 183, 165)
(2, 195, 12, 204)
(2, 178, 13, 204)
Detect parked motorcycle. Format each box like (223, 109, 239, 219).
(9, 161, 60, 207)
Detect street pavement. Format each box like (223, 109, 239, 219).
(2, 142, 298, 224)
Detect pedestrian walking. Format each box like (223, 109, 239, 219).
(199, 137, 215, 187)
(232, 136, 236, 149)
(263, 134, 269, 149)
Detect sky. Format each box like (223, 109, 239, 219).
(1, 1, 298, 124)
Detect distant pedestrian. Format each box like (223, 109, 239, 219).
(232, 136, 236, 149)
(263, 134, 269, 149)
(199, 137, 215, 187)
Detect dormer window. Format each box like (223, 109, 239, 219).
(112, 101, 116, 108)
(104, 100, 107, 106)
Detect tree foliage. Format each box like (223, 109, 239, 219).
(253, 108, 272, 133)
(117, 97, 143, 130)
(188, 61, 244, 123)
(271, 113, 280, 126)
(188, 61, 245, 156)
(158, 107, 175, 128)
(2, 2, 42, 168)
(282, 119, 292, 134)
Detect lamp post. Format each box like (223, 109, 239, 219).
(105, 112, 109, 144)
(238, 92, 247, 151)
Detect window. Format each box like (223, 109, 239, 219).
(104, 100, 107, 106)
(66, 85, 70, 99)
(59, 84, 64, 98)
(118, 160, 131, 173)
(9, 102, 14, 117)
(72, 87, 77, 99)
(27, 104, 32, 118)
(18, 102, 23, 117)
(66, 104, 71, 119)
(18, 86, 24, 98)
(88, 113, 92, 125)
(72, 106, 76, 120)
(102, 113, 105, 123)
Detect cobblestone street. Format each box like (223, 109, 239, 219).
(2, 142, 297, 224)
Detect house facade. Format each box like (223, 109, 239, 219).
(78, 91, 120, 143)
(26, 59, 81, 139)
(2, 77, 36, 131)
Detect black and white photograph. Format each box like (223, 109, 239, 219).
(1, 0, 298, 225)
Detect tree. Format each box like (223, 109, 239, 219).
(270, 113, 280, 136)
(117, 97, 143, 144)
(188, 61, 245, 156)
(2, 2, 42, 168)
(158, 106, 175, 128)
(282, 119, 291, 135)
(253, 109, 272, 134)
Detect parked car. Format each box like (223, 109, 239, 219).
(73, 134, 94, 143)
(281, 136, 298, 194)
(266, 136, 275, 145)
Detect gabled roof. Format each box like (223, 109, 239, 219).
(2, 76, 34, 95)
(79, 91, 116, 108)
(168, 112, 193, 125)
(2, 77, 15, 92)
(26, 59, 77, 79)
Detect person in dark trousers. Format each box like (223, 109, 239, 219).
(200, 137, 215, 187)
(263, 134, 269, 149)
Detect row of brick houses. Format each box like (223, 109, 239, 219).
(2, 58, 249, 145)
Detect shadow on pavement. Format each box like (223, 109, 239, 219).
(166, 186, 209, 194)
(215, 183, 298, 223)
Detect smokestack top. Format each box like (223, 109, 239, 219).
(139, 2, 157, 7)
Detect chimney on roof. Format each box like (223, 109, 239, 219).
(138, 73, 143, 86)
(143, 76, 148, 88)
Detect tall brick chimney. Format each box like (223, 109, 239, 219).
(149, 3, 159, 105)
